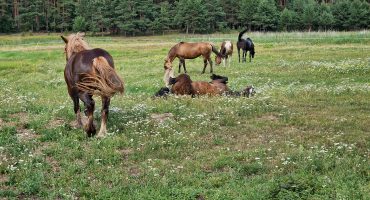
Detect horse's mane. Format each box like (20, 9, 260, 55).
(210, 74, 228, 84)
(238, 29, 248, 41)
(65, 33, 90, 59)
(170, 74, 194, 95)
(166, 42, 183, 62)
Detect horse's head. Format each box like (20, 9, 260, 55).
(242, 86, 255, 97)
(61, 32, 89, 61)
(169, 77, 177, 85)
(251, 50, 255, 58)
(154, 87, 170, 97)
(215, 55, 222, 65)
(164, 58, 172, 70)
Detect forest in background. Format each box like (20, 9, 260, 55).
(0, 0, 369, 35)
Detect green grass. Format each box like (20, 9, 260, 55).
(0, 31, 369, 199)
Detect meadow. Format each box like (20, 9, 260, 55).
(0, 31, 369, 199)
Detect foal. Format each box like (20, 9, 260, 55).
(169, 74, 230, 96)
(219, 41, 233, 67)
(61, 33, 124, 137)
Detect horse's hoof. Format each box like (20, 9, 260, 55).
(84, 124, 96, 137)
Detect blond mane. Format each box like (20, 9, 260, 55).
(65, 33, 90, 59)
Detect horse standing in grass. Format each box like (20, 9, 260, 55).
(237, 29, 255, 63)
(218, 41, 233, 66)
(61, 33, 124, 137)
(163, 42, 223, 87)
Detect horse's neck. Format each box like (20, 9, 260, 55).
(167, 51, 177, 62)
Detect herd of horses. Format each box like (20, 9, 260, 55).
(61, 29, 255, 137)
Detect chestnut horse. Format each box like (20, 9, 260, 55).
(61, 33, 124, 137)
(169, 74, 230, 96)
(218, 41, 233, 67)
(163, 42, 223, 87)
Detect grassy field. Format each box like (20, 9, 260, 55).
(0, 31, 369, 199)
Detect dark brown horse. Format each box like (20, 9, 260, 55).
(61, 33, 124, 137)
(169, 74, 230, 96)
(163, 42, 223, 86)
(237, 29, 255, 63)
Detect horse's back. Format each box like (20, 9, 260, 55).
(177, 42, 212, 58)
(76, 48, 114, 68)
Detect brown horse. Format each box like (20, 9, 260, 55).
(61, 33, 124, 137)
(163, 42, 223, 86)
(169, 74, 230, 96)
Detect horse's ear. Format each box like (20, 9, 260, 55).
(61, 36, 68, 43)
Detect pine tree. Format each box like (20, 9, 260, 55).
(220, 0, 239, 29)
(174, 0, 207, 34)
(254, 0, 279, 31)
(318, 4, 334, 31)
(203, 0, 226, 33)
(280, 8, 293, 31)
(151, 2, 171, 34)
(238, 0, 260, 31)
(348, 0, 370, 30)
(331, 0, 351, 30)
(0, 0, 14, 32)
(302, 0, 319, 31)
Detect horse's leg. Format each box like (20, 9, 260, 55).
(228, 55, 232, 66)
(97, 96, 110, 138)
(182, 59, 187, 73)
(243, 50, 247, 63)
(73, 94, 82, 128)
(238, 48, 240, 63)
(79, 93, 96, 137)
(178, 59, 182, 73)
(68, 88, 82, 128)
(223, 57, 226, 67)
(249, 53, 252, 62)
(202, 59, 208, 74)
(209, 58, 213, 73)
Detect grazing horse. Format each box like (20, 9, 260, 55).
(218, 41, 233, 67)
(169, 74, 230, 96)
(61, 33, 124, 137)
(163, 42, 223, 87)
(237, 29, 255, 63)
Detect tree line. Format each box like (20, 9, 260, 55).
(0, 0, 369, 35)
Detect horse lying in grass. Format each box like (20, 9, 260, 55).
(61, 32, 124, 137)
(168, 74, 230, 96)
(163, 42, 224, 87)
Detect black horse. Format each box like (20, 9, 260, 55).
(237, 29, 255, 63)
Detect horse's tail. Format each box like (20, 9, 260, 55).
(77, 56, 124, 97)
(238, 29, 248, 41)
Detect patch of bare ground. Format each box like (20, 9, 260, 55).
(117, 148, 133, 160)
(47, 118, 65, 128)
(0, 118, 16, 128)
(45, 156, 60, 173)
(9, 112, 28, 124)
(16, 128, 40, 141)
(150, 113, 174, 123)
(258, 114, 279, 121)
(129, 166, 141, 178)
